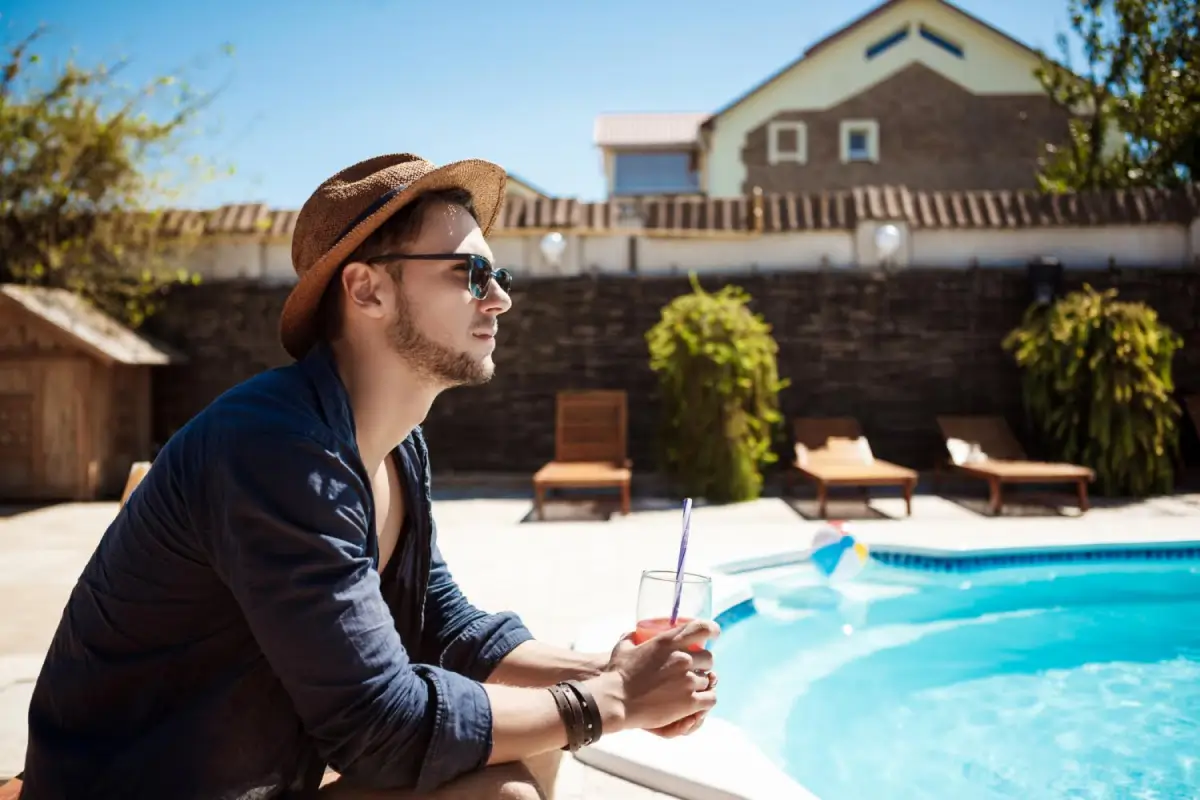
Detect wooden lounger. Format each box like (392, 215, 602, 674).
(120, 461, 152, 507)
(532, 390, 632, 520)
(936, 415, 1095, 515)
(789, 417, 918, 518)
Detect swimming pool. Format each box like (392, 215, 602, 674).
(711, 548, 1200, 799)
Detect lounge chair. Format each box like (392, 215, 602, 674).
(120, 461, 152, 507)
(935, 415, 1094, 515)
(532, 390, 632, 520)
(789, 417, 918, 518)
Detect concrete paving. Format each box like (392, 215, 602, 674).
(3, 489, 1200, 798)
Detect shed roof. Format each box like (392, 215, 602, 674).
(0, 285, 183, 366)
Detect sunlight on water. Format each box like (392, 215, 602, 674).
(712, 560, 1200, 800)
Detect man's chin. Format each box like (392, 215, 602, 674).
(471, 358, 496, 384)
(444, 357, 495, 388)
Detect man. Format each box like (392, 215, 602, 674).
(12, 154, 717, 800)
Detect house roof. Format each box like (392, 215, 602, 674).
(593, 112, 710, 148)
(145, 181, 564, 239)
(505, 172, 553, 198)
(0, 285, 182, 365)
(803, 0, 1044, 61)
(700, 0, 1051, 133)
(491, 183, 1200, 233)
(89, 182, 1200, 238)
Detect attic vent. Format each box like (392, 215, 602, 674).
(919, 24, 965, 58)
(865, 25, 910, 59)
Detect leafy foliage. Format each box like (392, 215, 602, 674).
(0, 27, 235, 327)
(1002, 285, 1183, 496)
(646, 274, 789, 503)
(1036, 0, 1199, 192)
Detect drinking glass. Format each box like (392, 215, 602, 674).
(633, 570, 713, 645)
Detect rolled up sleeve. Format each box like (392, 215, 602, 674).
(207, 430, 494, 791)
(419, 535, 534, 681)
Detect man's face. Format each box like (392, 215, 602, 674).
(382, 199, 511, 387)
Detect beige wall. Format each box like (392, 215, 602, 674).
(705, 0, 1054, 197)
(180, 217, 1200, 284)
(912, 225, 1192, 268)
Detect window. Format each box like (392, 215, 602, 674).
(840, 120, 880, 163)
(918, 24, 964, 58)
(865, 25, 910, 59)
(612, 151, 700, 196)
(767, 121, 807, 165)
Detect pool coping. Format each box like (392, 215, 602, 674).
(569, 535, 1200, 800)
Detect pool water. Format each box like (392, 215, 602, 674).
(711, 556, 1200, 800)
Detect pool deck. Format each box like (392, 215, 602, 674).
(3, 489, 1200, 797)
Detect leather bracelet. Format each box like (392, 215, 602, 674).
(562, 680, 603, 747)
(548, 683, 585, 752)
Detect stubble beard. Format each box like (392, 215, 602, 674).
(386, 289, 495, 388)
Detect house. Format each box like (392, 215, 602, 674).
(594, 0, 1071, 199)
(593, 112, 710, 198)
(505, 172, 553, 200)
(0, 285, 180, 501)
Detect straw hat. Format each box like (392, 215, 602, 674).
(279, 153, 507, 359)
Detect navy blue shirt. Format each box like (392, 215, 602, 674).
(19, 342, 534, 799)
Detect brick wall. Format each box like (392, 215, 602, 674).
(741, 63, 1070, 194)
(145, 268, 1200, 476)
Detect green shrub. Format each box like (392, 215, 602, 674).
(645, 274, 788, 503)
(1002, 284, 1183, 497)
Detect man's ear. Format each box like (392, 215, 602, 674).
(340, 261, 391, 321)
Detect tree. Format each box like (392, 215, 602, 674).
(1002, 285, 1183, 497)
(645, 274, 788, 504)
(1036, 0, 1199, 192)
(0, 27, 234, 327)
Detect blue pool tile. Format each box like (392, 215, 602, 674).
(868, 545, 1200, 573)
(716, 598, 756, 629)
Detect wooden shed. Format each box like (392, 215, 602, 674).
(0, 284, 180, 502)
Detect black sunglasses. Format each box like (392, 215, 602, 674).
(366, 253, 513, 300)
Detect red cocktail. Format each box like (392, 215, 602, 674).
(633, 570, 712, 646)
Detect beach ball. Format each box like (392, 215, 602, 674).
(810, 522, 869, 583)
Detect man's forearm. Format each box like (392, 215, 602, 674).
(483, 674, 623, 766)
(485, 640, 607, 688)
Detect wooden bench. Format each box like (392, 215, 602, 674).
(532, 390, 632, 520)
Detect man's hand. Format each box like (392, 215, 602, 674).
(584, 619, 719, 735)
(647, 671, 718, 738)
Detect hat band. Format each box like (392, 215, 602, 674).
(332, 184, 408, 245)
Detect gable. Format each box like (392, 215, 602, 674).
(706, 0, 1048, 132)
(703, 0, 1054, 196)
(0, 285, 179, 365)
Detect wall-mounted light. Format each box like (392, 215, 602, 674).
(1027, 256, 1063, 306)
(539, 231, 567, 268)
(875, 223, 903, 266)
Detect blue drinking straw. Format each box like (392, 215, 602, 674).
(669, 497, 694, 625)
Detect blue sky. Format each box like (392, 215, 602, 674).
(2, 0, 1078, 208)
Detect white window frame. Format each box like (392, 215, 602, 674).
(840, 119, 880, 163)
(767, 121, 808, 165)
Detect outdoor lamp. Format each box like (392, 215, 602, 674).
(874, 223, 902, 264)
(1027, 256, 1063, 306)
(539, 231, 567, 268)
